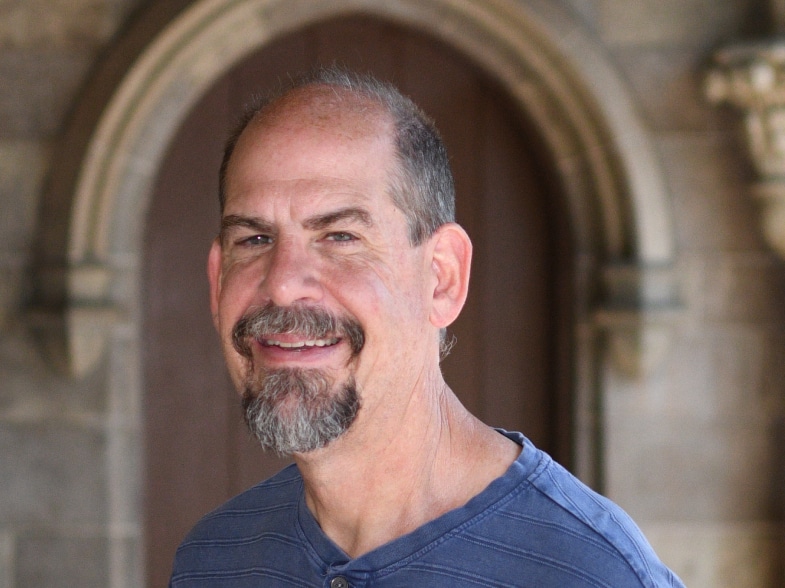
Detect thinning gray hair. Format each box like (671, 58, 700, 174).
(218, 67, 456, 245)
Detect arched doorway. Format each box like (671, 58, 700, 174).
(142, 13, 571, 587)
(34, 1, 679, 586)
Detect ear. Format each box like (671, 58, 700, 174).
(428, 223, 472, 329)
(207, 237, 223, 330)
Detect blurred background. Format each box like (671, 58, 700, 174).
(0, 0, 783, 586)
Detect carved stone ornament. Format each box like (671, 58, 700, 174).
(705, 39, 785, 258)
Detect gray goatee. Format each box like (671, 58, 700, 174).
(232, 303, 364, 455)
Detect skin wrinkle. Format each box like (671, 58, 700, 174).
(308, 377, 432, 530)
(303, 207, 374, 231)
(218, 76, 455, 246)
(220, 214, 275, 245)
(218, 197, 411, 341)
(303, 376, 472, 551)
(221, 209, 376, 262)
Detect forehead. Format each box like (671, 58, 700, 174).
(257, 85, 389, 132)
(225, 87, 396, 203)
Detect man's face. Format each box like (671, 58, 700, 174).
(208, 92, 436, 454)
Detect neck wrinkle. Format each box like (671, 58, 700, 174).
(294, 378, 519, 559)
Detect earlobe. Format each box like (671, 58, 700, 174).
(207, 238, 223, 330)
(429, 223, 472, 329)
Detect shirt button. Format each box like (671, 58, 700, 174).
(330, 577, 349, 588)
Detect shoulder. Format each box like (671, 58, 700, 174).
(183, 464, 301, 543)
(496, 435, 683, 587)
(169, 465, 307, 585)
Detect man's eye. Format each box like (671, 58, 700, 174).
(238, 235, 273, 247)
(325, 232, 356, 242)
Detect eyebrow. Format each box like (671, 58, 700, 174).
(220, 214, 274, 234)
(303, 207, 374, 231)
(219, 207, 374, 239)
(219, 215, 274, 244)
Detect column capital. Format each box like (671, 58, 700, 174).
(706, 38, 785, 257)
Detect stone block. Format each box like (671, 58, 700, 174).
(675, 252, 785, 326)
(603, 325, 785, 524)
(599, 0, 750, 47)
(0, 50, 91, 139)
(16, 533, 108, 588)
(0, 423, 107, 527)
(702, 253, 785, 323)
(0, 325, 107, 419)
(605, 415, 776, 521)
(642, 522, 783, 588)
(607, 325, 773, 425)
(0, 139, 47, 326)
(670, 327, 770, 424)
(761, 333, 785, 412)
(0, 260, 26, 330)
(106, 426, 141, 527)
(657, 133, 764, 252)
(0, 140, 50, 253)
(0, 529, 12, 588)
(611, 47, 713, 131)
(772, 414, 785, 521)
(108, 534, 143, 588)
(0, 0, 114, 51)
(564, 0, 600, 31)
(673, 254, 711, 334)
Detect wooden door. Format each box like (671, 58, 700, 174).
(143, 14, 572, 588)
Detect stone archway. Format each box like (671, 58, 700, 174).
(32, 1, 679, 586)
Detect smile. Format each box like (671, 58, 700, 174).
(261, 337, 340, 349)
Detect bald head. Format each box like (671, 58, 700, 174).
(238, 84, 393, 160)
(219, 68, 455, 245)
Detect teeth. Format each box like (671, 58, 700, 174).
(263, 337, 339, 349)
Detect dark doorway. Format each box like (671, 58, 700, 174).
(142, 14, 572, 588)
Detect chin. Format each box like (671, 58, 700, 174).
(242, 369, 360, 455)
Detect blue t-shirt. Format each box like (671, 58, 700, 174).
(170, 431, 684, 587)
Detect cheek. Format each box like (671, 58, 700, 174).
(219, 254, 267, 302)
(215, 261, 262, 337)
(324, 253, 429, 332)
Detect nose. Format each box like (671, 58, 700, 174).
(260, 239, 323, 306)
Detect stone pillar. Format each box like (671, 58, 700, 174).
(705, 40, 785, 258)
(706, 7, 785, 566)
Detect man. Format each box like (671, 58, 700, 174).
(170, 68, 684, 587)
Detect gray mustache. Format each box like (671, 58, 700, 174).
(232, 303, 365, 358)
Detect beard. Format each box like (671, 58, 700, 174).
(232, 303, 364, 455)
(242, 369, 360, 455)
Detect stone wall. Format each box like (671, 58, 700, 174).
(595, 1, 785, 585)
(0, 2, 143, 586)
(0, 0, 782, 587)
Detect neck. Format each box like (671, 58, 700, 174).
(292, 381, 521, 558)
